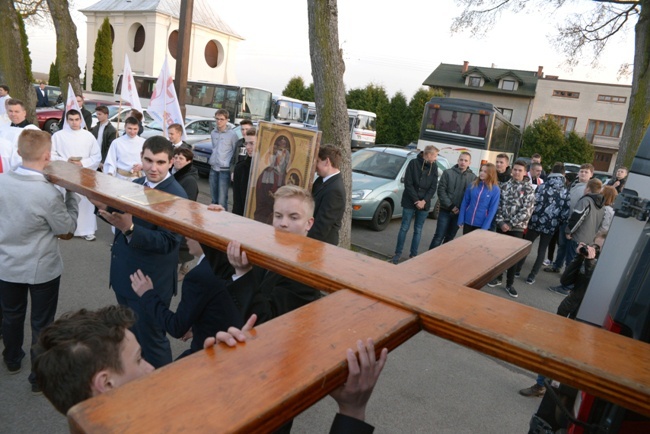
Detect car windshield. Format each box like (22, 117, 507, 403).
(352, 150, 407, 180)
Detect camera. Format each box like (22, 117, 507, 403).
(578, 244, 601, 257)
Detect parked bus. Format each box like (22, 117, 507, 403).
(417, 97, 521, 173)
(115, 74, 273, 125)
(304, 107, 377, 148)
(272, 95, 310, 125)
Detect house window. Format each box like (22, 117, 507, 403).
(502, 80, 515, 91)
(133, 25, 145, 52)
(597, 95, 627, 103)
(587, 119, 622, 138)
(469, 76, 481, 87)
(552, 90, 580, 99)
(497, 107, 513, 121)
(548, 114, 577, 132)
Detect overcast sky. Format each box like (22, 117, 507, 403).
(26, 0, 635, 99)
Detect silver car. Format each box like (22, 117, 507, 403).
(351, 146, 449, 231)
(141, 116, 217, 145)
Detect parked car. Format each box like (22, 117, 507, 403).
(351, 146, 450, 231)
(36, 99, 120, 134)
(142, 116, 216, 145)
(97, 106, 154, 131)
(191, 125, 244, 177)
(592, 170, 611, 184)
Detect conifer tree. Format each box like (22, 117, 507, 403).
(92, 17, 114, 92)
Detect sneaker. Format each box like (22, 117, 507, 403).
(519, 384, 546, 397)
(84, 234, 96, 241)
(31, 382, 42, 396)
(542, 259, 552, 266)
(389, 254, 400, 265)
(504, 286, 518, 298)
(526, 275, 536, 285)
(548, 285, 570, 296)
(543, 267, 560, 273)
(515, 271, 521, 278)
(487, 277, 502, 287)
(4, 360, 21, 375)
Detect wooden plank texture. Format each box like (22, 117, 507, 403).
(67, 290, 419, 434)
(45, 163, 650, 427)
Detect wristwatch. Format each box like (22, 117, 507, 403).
(124, 224, 135, 236)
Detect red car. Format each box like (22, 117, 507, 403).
(36, 99, 121, 134)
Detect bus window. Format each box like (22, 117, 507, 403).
(240, 88, 272, 122)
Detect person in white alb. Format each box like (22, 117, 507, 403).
(103, 117, 145, 181)
(51, 109, 102, 241)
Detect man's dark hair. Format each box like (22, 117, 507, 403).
(0, 84, 9, 92)
(318, 144, 342, 169)
(129, 109, 143, 122)
(245, 126, 256, 137)
(496, 153, 509, 162)
(513, 159, 528, 169)
(168, 123, 183, 134)
(66, 109, 81, 120)
(173, 146, 194, 161)
(6, 98, 25, 109)
(95, 105, 109, 116)
(531, 153, 542, 160)
(34, 306, 136, 414)
(143, 135, 174, 160)
(240, 119, 253, 127)
(530, 162, 542, 171)
(551, 162, 565, 174)
(124, 116, 139, 126)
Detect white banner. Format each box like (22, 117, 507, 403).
(120, 54, 143, 112)
(148, 57, 186, 140)
(62, 83, 85, 130)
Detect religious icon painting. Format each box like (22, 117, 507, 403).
(244, 121, 321, 224)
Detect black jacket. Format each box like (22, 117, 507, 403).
(232, 155, 252, 216)
(308, 172, 346, 245)
(173, 163, 199, 201)
(91, 122, 118, 162)
(401, 152, 438, 210)
(497, 166, 512, 186)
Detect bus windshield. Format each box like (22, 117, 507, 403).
(424, 107, 488, 139)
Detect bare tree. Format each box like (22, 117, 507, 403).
(452, 0, 649, 168)
(46, 0, 82, 98)
(14, 0, 49, 23)
(307, 0, 352, 248)
(0, 0, 37, 122)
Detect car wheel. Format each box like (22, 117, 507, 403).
(44, 119, 60, 134)
(369, 200, 392, 231)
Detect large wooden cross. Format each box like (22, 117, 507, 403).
(44, 163, 650, 433)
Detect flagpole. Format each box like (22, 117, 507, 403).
(116, 97, 122, 139)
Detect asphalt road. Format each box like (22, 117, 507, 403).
(1, 177, 568, 433)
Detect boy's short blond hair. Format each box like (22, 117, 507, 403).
(18, 129, 51, 162)
(273, 185, 315, 217)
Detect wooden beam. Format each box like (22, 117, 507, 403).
(68, 290, 419, 433)
(45, 164, 650, 427)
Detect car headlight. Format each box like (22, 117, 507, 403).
(351, 189, 372, 200)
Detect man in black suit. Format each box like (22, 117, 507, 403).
(308, 144, 346, 245)
(35, 83, 49, 107)
(93, 136, 188, 368)
(131, 238, 243, 358)
(90, 105, 117, 165)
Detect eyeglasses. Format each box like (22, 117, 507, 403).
(215, 117, 227, 121)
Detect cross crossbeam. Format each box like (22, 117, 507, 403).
(43, 163, 650, 432)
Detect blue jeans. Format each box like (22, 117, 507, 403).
(394, 208, 429, 258)
(553, 223, 568, 269)
(0, 276, 60, 384)
(209, 169, 230, 210)
(429, 209, 460, 249)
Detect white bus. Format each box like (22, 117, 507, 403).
(115, 74, 273, 125)
(304, 107, 377, 148)
(417, 97, 521, 173)
(272, 95, 311, 126)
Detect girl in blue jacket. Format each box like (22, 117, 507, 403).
(458, 163, 500, 233)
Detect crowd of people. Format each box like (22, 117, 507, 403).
(1, 83, 626, 428)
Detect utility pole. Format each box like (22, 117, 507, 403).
(174, 0, 194, 119)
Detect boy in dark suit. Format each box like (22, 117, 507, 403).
(309, 144, 346, 246)
(93, 136, 188, 368)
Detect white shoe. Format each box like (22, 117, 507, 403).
(542, 259, 551, 266)
(84, 234, 96, 241)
